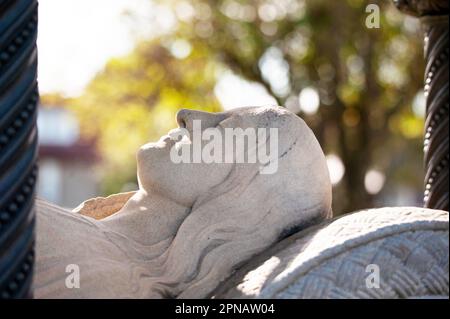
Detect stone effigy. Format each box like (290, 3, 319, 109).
(33, 106, 448, 298)
(34, 106, 332, 298)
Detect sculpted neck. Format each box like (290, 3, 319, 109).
(101, 189, 190, 247)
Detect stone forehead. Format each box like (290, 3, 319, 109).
(221, 105, 287, 116)
(218, 106, 298, 128)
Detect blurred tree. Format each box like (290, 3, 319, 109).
(53, 0, 426, 214)
(158, 0, 426, 214)
(66, 40, 221, 194)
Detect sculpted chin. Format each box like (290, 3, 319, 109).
(34, 106, 332, 298)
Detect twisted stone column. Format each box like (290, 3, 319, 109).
(0, 0, 39, 298)
(393, 0, 449, 211)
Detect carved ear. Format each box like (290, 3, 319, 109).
(73, 191, 137, 220)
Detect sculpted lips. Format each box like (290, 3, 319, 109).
(168, 127, 191, 149)
(142, 128, 190, 150)
(141, 136, 174, 150)
(168, 128, 187, 142)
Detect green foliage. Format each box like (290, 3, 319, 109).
(54, 0, 426, 212)
(159, 0, 426, 213)
(68, 40, 221, 194)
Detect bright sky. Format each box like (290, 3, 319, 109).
(37, 0, 276, 109)
(37, 0, 161, 96)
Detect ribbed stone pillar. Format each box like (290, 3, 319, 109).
(0, 0, 39, 299)
(393, 0, 449, 211)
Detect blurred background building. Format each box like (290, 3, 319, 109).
(37, 107, 99, 208)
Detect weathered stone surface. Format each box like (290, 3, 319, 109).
(212, 207, 449, 299)
(34, 106, 332, 298)
(33, 107, 449, 299)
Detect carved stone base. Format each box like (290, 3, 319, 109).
(213, 207, 449, 298)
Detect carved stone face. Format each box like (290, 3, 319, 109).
(137, 106, 288, 207)
(137, 108, 231, 207)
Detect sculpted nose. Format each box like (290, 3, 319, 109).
(176, 109, 226, 130)
(176, 109, 189, 128)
